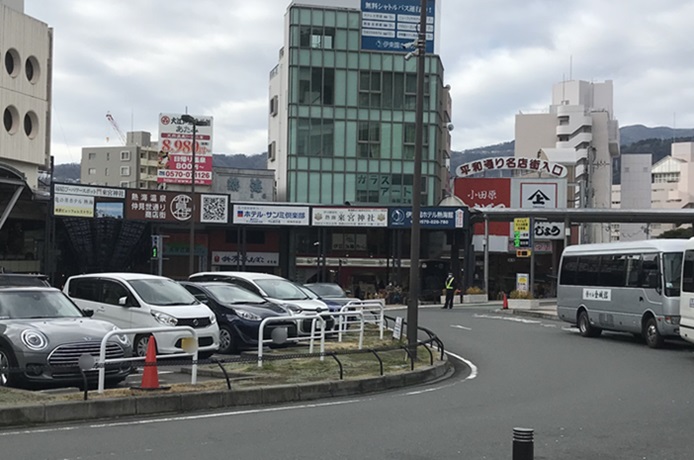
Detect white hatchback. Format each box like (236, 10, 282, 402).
(63, 273, 220, 357)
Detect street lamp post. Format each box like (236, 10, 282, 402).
(180, 114, 206, 274)
(406, 0, 428, 360)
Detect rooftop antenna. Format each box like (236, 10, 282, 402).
(569, 55, 573, 81)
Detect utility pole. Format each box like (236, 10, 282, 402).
(406, 0, 428, 360)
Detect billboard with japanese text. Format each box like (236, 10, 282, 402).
(361, 0, 435, 53)
(52, 183, 125, 219)
(454, 178, 511, 236)
(312, 208, 388, 227)
(158, 113, 214, 185)
(388, 207, 467, 229)
(125, 190, 228, 224)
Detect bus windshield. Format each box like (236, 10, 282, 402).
(663, 252, 683, 297)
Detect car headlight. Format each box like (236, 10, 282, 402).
(210, 315, 217, 324)
(111, 326, 130, 345)
(21, 329, 48, 351)
(280, 303, 302, 314)
(234, 309, 262, 321)
(152, 311, 178, 326)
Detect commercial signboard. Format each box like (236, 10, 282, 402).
(511, 178, 568, 240)
(126, 190, 229, 224)
(52, 183, 125, 218)
(54, 194, 95, 218)
(454, 178, 511, 236)
(388, 207, 466, 229)
(455, 156, 568, 178)
(233, 204, 310, 226)
(158, 113, 213, 185)
(211, 251, 279, 267)
(360, 0, 435, 53)
(313, 208, 388, 227)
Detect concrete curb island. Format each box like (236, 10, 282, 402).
(0, 359, 452, 429)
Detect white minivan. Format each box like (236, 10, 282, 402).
(64, 273, 219, 357)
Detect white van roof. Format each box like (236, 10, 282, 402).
(67, 273, 174, 282)
(190, 271, 283, 280)
(562, 239, 690, 256)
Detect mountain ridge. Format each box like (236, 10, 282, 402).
(53, 125, 694, 183)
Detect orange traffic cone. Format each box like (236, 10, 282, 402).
(502, 292, 508, 310)
(135, 335, 168, 390)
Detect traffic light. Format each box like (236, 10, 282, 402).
(151, 235, 161, 259)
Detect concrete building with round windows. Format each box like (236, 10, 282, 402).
(0, 0, 52, 273)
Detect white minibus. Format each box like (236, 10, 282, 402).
(677, 238, 694, 344)
(557, 239, 687, 348)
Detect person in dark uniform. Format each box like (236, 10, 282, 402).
(442, 272, 456, 309)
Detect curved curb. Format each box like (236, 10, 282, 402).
(0, 358, 452, 429)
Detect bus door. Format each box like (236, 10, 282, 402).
(679, 248, 694, 343)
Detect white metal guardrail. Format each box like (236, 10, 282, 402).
(97, 326, 199, 393)
(257, 312, 365, 367)
(339, 299, 385, 340)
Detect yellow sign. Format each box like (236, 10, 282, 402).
(516, 249, 532, 258)
(513, 218, 530, 232)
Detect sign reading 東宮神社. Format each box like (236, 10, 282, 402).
(455, 157, 567, 178)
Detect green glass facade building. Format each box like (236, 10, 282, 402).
(268, 1, 451, 206)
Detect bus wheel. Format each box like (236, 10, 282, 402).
(578, 310, 601, 338)
(644, 317, 664, 348)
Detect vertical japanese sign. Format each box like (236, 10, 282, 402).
(454, 178, 511, 236)
(157, 113, 214, 185)
(361, 0, 435, 53)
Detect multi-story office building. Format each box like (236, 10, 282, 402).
(515, 80, 620, 243)
(267, 0, 453, 290)
(611, 142, 694, 238)
(81, 131, 161, 189)
(268, 0, 451, 206)
(610, 153, 652, 241)
(0, 0, 52, 272)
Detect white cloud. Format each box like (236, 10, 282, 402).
(23, 0, 694, 163)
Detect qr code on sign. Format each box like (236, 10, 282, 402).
(201, 195, 229, 223)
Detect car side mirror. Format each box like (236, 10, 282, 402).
(119, 296, 137, 308)
(82, 308, 94, 318)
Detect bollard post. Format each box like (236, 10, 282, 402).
(512, 427, 534, 460)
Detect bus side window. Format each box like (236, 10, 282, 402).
(682, 251, 694, 293)
(640, 254, 659, 289)
(625, 254, 641, 287)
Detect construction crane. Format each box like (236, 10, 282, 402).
(106, 112, 127, 144)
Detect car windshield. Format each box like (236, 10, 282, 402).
(255, 279, 309, 301)
(0, 290, 83, 319)
(129, 279, 199, 306)
(306, 284, 346, 297)
(205, 284, 266, 304)
(663, 252, 683, 297)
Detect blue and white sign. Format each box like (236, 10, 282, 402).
(361, 0, 435, 53)
(233, 204, 309, 226)
(389, 207, 466, 229)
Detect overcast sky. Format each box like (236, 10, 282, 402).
(24, 0, 694, 165)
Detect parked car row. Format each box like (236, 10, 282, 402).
(0, 270, 360, 389)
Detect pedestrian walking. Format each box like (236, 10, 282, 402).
(442, 272, 456, 309)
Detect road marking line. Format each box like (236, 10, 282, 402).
(451, 324, 471, 331)
(0, 399, 364, 436)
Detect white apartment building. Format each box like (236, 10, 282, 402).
(515, 80, 620, 243)
(612, 142, 694, 238)
(81, 131, 161, 189)
(1, 0, 52, 188)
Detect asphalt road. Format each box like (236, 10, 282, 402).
(4, 305, 694, 459)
